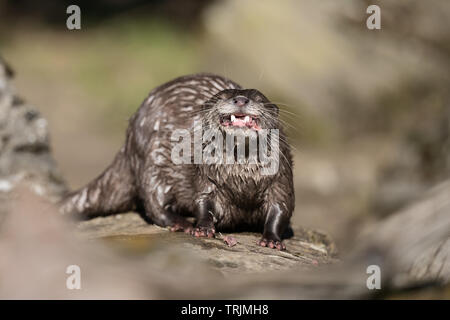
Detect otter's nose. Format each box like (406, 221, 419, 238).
(232, 96, 249, 107)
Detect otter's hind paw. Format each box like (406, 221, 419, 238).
(168, 221, 193, 234)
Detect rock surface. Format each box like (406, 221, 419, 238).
(76, 213, 338, 275)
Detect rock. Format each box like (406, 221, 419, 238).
(0, 56, 67, 205)
(75, 212, 338, 275)
(1, 180, 448, 299)
(362, 181, 450, 287)
(0, 190, 337, 299)
(372, 105, 450, 216)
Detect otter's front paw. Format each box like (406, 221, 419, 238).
(191, 226, 216, 238)
(168, 221, 193, 234)
(257, 238, 286, 251)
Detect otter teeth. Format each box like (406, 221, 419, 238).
(231, 115, 236, 122)
(244, 116, 250, 123)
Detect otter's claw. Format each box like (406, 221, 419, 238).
(257, 238, 286, 251)
(191, 226, 216, 238)
(168, 222, 193, 234)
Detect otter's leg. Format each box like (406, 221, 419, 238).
(258, 203, 290, 251)
(191, 198, 216, 238)
(140, 196, 193, 233)
(138, 171, 193, 233)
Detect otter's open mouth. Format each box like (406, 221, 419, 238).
(220, 114, 261, 130)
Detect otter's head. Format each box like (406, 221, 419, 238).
(203, 89, 279, 133)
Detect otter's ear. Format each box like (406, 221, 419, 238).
(0, 56, 14, 78)
(266, 103, 279, 115)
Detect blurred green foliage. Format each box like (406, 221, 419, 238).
(72, 18, 198, 125)
(0, 16, 199, 130)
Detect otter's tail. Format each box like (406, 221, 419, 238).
(59, 149, 136, 220)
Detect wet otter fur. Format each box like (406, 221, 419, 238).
(60, 73, 294, 250)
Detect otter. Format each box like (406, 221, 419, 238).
(60, 73, 294, 250)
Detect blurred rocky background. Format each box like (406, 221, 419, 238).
(0, 56, 66, 210)
(0, 0, 448, 299)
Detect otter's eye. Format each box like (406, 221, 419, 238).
(254, 95, 263, 103)
(219, 93, 230, 100)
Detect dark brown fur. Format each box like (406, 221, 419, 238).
(60, 73, 294, 249)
